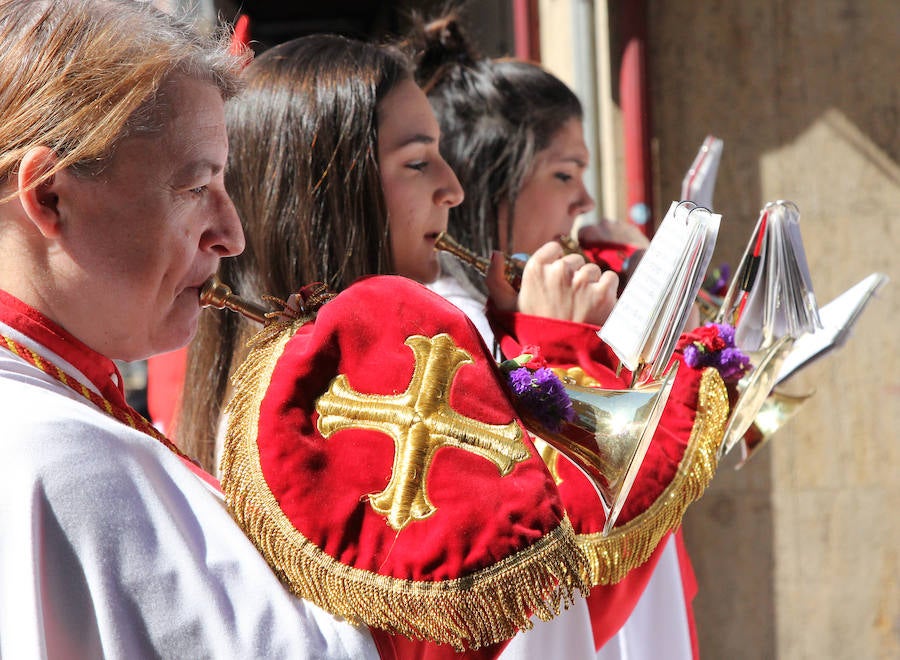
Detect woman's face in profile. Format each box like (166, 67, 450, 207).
(377, 78, 464, 284)
(50, 76, 244, 361)
(498, 117, 595, 256)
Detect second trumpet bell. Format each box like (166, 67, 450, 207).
(718, 335, 795, 459)
(736, 386, 813, 469)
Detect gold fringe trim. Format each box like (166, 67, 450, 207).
(576, 367, 730, 586)
(221, 320, 590, 650)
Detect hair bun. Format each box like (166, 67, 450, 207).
(407, 12, 480, 87)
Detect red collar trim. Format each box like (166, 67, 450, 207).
(0, 289, 126, 405)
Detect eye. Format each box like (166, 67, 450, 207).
(188, 185, 209, 195)
(554, 172, 573, 183)
(406, 161, 428, 172)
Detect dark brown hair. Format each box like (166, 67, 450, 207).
(178, 35, 411, 471)
(408, 14, 583, 261)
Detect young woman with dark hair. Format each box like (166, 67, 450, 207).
(177, 35, 466, 470)
(177, 32, 606, 479)
(173, 32, 631, 660)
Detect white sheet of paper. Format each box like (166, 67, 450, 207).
(600, 202, 721, 375)
(680, 135, 724, 210)
(775, 272, 888, 385)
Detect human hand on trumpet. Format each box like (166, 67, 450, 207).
(436, 232, 620, 327)
(489, 241, 620, 326)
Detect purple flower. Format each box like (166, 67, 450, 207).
(713, 323, 735, 346)
(508, 367, 535, 395)
(717, 347, 752, 381)
(677, 322, 752, 382)
(505, 367, 575, 432)
(683, 344, 702, 369)
(712, 264, 730, 294)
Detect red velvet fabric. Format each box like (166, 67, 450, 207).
(370, 629, 510, 660)
(488, 304, 628, 389)
(580, 239, 640, 275)
(256, 276, 568, 582)
(146, 347, 187, 435)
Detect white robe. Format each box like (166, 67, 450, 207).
(0, 325, 378, 659)
(428, 274, 694, 660)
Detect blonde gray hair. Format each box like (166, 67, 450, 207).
(0, 0, 247, 192)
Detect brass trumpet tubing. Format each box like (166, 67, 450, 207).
(434, 232, 527, 290)
(199, 276, 272, 324)
(717, 335, 795, 459)
(735, 387, 813, 469)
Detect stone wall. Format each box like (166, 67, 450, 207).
(646, 2, 900, 658)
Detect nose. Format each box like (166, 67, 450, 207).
(435, 159, 465, 208)
(200, 192, 245, 257)
(572, 182, 595, 217)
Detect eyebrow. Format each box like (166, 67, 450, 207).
(174, 159, 223, 180)
(395, 133, 436, 149)
(551, 155, 588, 168)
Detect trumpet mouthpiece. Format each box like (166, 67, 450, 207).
(199, 275, 271, 325)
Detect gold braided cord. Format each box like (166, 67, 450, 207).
(0, 332, 189, 460)
(575, 367, 730, 586)
(222, 319, 590, 651)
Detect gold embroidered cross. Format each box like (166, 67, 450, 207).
(316, 333, 529, 530)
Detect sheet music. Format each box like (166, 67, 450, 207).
(730, 201, 821, 352)
(681, 135, 724, 210)
(719, 208, 765, 324)
(600, 202, 721, 374)
(783, 206, 821, 329)
(734, 214, 769, 350)
(600, 202, 689, 369)
(775, 273, 888, 385)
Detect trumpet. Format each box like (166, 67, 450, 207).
(735, 386, 814, 468)
(434, 231, 590, 291)
(434, 234, 680, 533)
(199, 273, 677, 535)
(533, 365, 678, 534)
(434, 232, 527, 289)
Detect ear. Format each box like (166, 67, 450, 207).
(17, 146, 62, 239)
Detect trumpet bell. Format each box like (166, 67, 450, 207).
(718, 335, 795, 459)
(735, 387, 814, 469)
(521, 363, 679, 535)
